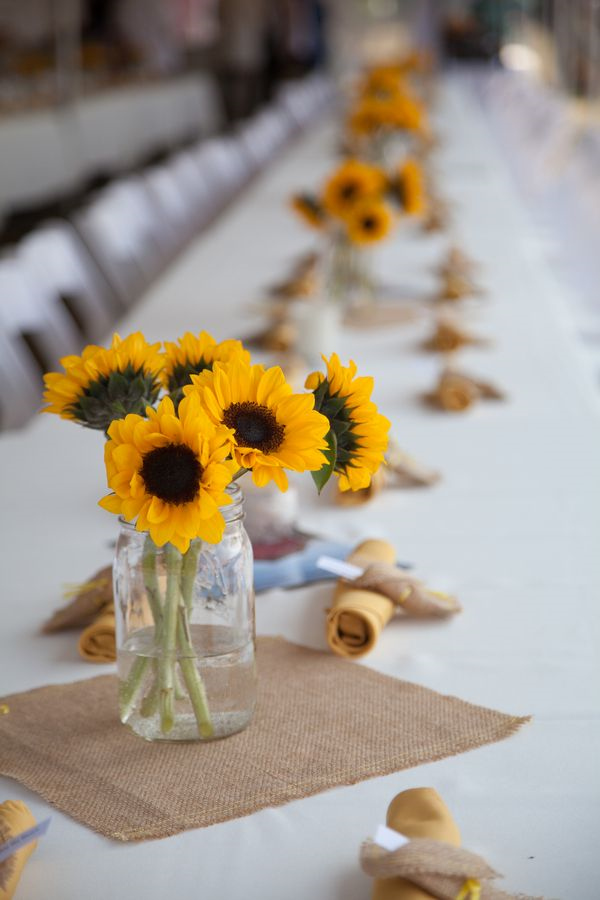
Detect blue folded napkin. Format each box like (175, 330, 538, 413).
(254, 540, 353, 592)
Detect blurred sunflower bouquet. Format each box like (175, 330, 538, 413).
(291, 157, 426, 303)
(346, 64, 430, 163)
(43, 331, 389, 737)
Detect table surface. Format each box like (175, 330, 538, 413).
(1, 74, 599, 900)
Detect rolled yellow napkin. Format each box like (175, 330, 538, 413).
(326, 542, 461, 658)
(78, 604, 116, 663)
(0, 801, 37, 900)
(362, 789, 542, 899)
(326, 540, 397, 658)
(372, 788, 461, 900)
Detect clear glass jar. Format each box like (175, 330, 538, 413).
(322, 231, 375, 310)
(114, 484, 256, 742)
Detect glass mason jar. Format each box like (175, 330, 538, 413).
(114, 484, 256, 742)
(322, 231, 375, 310)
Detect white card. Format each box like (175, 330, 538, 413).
(316, 556, 364, 580)
(373, 824, 410, 852)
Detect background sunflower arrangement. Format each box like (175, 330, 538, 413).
(346, 61, 430, 162)
(291, 156, 426, 243)
(42, 331, 389, 738)
(290, 156, 427, 305)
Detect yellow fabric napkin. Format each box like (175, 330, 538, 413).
(373, 788, 461, 900)
(78, 605, 116, 663)
(326, 540, 397, 657)
(0, 801, 37, 900)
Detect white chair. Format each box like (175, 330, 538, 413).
(237, 108, 292, 169)
(0, 255, 83, 429)
(17, 221, 119, 342)
(143, 163, 199, 248)
(191, 137, 251, 207)
(0, 327, 43, 430)
(168, 150, 216, 229)
(73, 177, 170, 305)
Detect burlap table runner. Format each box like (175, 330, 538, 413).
(0, 637, 529, 842)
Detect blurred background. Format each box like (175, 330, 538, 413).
(0, 0, 599, 429)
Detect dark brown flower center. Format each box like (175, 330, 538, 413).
(340, 181, 359, 201)
(140, 443, 202, 505)
(362, 215, 377, 231)
(223, 402, 284, 454)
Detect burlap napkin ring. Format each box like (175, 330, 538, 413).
(350, 561, 461, 618)
(360, 838, 542, 900)
(360, 838, 543, 900)
(42, 565, 113, 632)
(424, 370, 505, 413)
(422, 196, 450, 233)
(435, 272, 484, 303)
(246, 319, 297, 352)
(385, 441, 441, 488)
(335, 442, 440, 504)
(422, 319, 488, 354)
(437, 246, 479, 281)
(268, 251, 319, 299)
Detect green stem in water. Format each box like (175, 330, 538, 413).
(177, 611, 213, 738)
(178, 541, 213, 738)
(121, 535, 165, 720)
(174, 665, 187, 701)
(140, 661, 160, 718)
(158, 544, 181, 734)
(180, 542, 200, 613)
(120, 655, 151, 720)
(142, 535, 163, 635)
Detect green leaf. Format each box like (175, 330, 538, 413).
(311, 430, 337, 494)
(311, 379, 329, 412)
(322, 395, 347, 419)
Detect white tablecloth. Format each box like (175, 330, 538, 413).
(1, 74, 599, 899)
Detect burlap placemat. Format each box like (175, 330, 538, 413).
(0, 637, 529, 842)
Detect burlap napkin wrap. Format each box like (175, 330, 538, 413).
(424, 370, 505, 413)
(42, 565, 112, 633)
(351, 562, 461, 619)
(385, 441, 441, 488)
(422, 320, 487, 354)
(326, 541, 460, 658)
(436, 271, 483, 302)
(360, 839, 541, 900)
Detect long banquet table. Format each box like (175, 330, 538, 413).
(1, 73, 599, 899)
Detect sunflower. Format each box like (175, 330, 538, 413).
(345, 199, 394, 245)
(42, 332, 164, 431)
(290, 193, 326, 230)
(360, 68, 409, 102)
(321, 159, 386, 219)
(391, 159, 426, 216)
(99, 394, 235, 552)
(347, 100, 382, 137)
(385, 94, 424, 132)
(306, 353, 390, 492)
(184, 359, 330, 491)
(163, 331, 249, 405)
